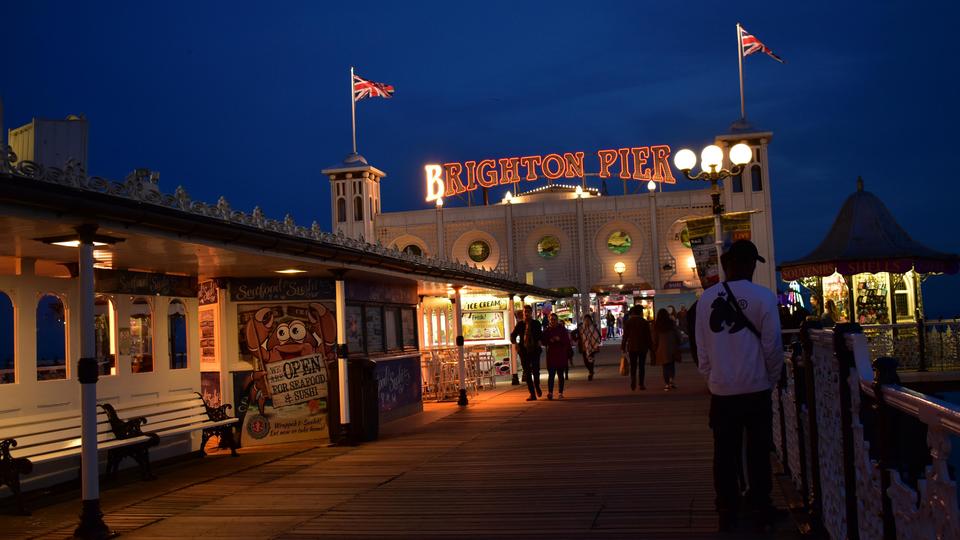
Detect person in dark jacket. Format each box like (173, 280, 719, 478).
(651, 308, 682, 390)
(620, 305, 652, 390)
(687, 300, 699, 366)
(510, 305, 543, 401)
(541, 313, 571, 399)
(510, 310, 527, 382)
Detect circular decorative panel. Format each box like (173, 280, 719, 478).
(468, 240, 490, 263)
(537, 236, 560, 259)
(606, 231, 632, 254)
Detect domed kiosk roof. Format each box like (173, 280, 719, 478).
(779, 177, 958, 280)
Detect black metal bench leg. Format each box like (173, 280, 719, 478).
(223, 429, 239, 457)
(106, 450, 120, 479)
(10, 474, 28, 515)
(200, 431, 211, 457)
(133, 447, 155, 480)
(1, 470, 29, 515)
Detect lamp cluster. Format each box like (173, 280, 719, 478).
(673, 143, 753, 182)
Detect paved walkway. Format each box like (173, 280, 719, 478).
(2, 344, 807, 539)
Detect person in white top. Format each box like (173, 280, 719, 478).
(694, 240, 783, 533)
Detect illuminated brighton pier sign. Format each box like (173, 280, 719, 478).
(425, 145, 675, 202)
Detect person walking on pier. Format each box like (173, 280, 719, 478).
(511, 305, 543, 401)
(511, 310, 528, 383)
(621, 305, 652, 391)
(695, 240, 783, 533)
(578, 314, 601, 380)
(542, 313, 571, 399)
(651, 308, 682, 390)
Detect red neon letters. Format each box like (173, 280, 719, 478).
(430, 145, 675, 198)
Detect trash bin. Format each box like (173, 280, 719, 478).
(348, 358, 379, 442)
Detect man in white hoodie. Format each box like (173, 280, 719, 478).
(695, 240, 783, 533)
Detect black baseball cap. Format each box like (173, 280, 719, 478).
(725, 240, 766, 263)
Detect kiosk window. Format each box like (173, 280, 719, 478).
(0, 292, 13, 384)
(94, 296, 117, 376)
(168, 299, 188, 369)
(130, 297, 154, 373)
(37, 294, 67, 381)
(385, 307, 400, 350)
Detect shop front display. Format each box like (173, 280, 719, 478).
(821, 272, 850, 323)
(460, 294, 513, 376)
(854, 273, 890, 325)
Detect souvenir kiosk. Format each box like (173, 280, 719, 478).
(779, 178, 959, 367)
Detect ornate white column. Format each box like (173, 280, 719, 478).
(508, 294, 518, 385)
(453, 285, 467, 406)
(649, 190, 660, 291)
(74, 224, 111, 539)
(334, 273, 351, 443)
(436, 200, 445, 259)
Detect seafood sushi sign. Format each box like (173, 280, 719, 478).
(265, 353, 328, 408)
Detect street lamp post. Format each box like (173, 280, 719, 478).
(673, 143, 752, 282)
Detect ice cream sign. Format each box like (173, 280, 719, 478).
(425, 145, 675, 202)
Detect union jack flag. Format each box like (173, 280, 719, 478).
(740, 27, 784, 63)
(353, 74, 395, 101)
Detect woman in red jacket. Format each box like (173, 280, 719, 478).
(541, 313, 572, 400)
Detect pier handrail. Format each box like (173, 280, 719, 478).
(772, 323, 960, 540)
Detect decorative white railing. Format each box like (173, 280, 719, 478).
(0, 147, 527, 286)
(772, 324, 960, 540)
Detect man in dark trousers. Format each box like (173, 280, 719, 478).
(510, 310, 527, 383)
(620, 305, 652, 391)
(695, 240, 783, 533)
(510, 305, 543, 401)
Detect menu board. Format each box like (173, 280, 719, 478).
(385, 307, 399, 350)
(375, 356, 422, 419)
(401, 308, 417, 349)
(199, 309, 217, 366)
(463, 312, 505, 341)
(346, 305, 364, 353)
(364, 306, 384, 352)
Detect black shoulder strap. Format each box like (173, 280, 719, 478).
(722, 282, 762, 339)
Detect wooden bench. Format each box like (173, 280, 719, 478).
(0, 392, 237, 514)
(100, 393, 239, 458)
(0, 407, 157, 514)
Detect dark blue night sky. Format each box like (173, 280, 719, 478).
(4, 2, 960, 315)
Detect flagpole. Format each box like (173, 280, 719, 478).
(737, 23, 746, 122)
(350, 66, 357, 154)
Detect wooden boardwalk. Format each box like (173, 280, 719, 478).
(2, 345, 807, 539)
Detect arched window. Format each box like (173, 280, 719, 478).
(336, 197, 347, 223)
(751, 165, 763, 191)
(37, 294, 66, 381)
(732, 174, 743, 193)
(168, 300, 188, 369)
(0, 292, 13, 384)
(403, 244, 423, 256)
(94, 295, 117, 376)
(130, 297, 153, 373)
(354, 196, 364, 221)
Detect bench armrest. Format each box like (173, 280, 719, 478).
(195, 392, 234, 423)
(1, 438, 18, 461)
(99, 403, 149, 439)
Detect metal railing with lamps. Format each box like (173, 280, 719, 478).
(673, 143, 752, 282)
